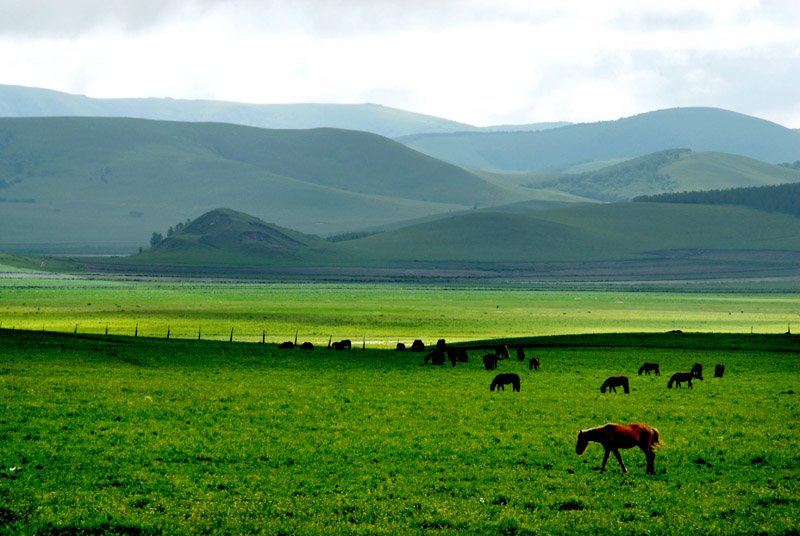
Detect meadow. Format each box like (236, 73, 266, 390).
(1, 328, 798, 535)
(1, 278, 798, 346)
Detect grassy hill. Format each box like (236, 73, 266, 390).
(72, 203, 800, 283)
(337, 202, 800, 263)
(0, 117, 538, 253)
(523, 150, 800, 201)
(0, 84, 568, 138)
(398, 107, 800, 172)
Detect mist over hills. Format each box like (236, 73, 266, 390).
(0, 84, 568, 138)
(399, 108, 800, 172)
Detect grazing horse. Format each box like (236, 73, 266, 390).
(516, 347, 526, 361)
(638, 363, 660, 376)
(299, 342, 314, 350)
(449, 348, 468, 363)
(410, 340, 426, 352)
(600, 376, 630, 394)
(668, 372, 700, 389)
(496, 346, 510, 360)
(576, 423, 662, 474)
(529, 357, 540, 371)
(278, 341, 294, 349)
(714, 364, 725, 378)
(425, 349, 446, 366)
(691, 363, 703, 379)
(482, 353, 499, 370)
(490, 373, 520, 392)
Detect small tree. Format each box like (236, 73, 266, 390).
(150, 232, 164, 248)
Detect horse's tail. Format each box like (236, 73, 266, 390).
(651, 427, 665, 449)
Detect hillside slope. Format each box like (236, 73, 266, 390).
(337, 202, 800, 263)
(0, 84, 567, 138)
(525, 150, 800, 201)
(399, 107, 800, 171)
(0, 117, 536, 253)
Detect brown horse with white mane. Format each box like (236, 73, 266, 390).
(576, 423, 663, 475)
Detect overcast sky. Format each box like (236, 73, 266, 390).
(1, 0, 799, 127)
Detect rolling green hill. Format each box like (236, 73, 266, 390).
(79, 203, 800, 284)
(523, 149, 800, 201)
(398, 107, 800, 172)
(336, 202, 800, 263)
(0, 117, 539, 253)
(0, 84, 568, 138)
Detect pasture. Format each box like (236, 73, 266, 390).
(1, 328, 798, 535)
(0, 278, 798, 346)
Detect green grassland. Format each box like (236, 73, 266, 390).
(1, 328, 798, 535)
(1, 278, 798, 345)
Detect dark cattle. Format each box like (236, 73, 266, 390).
(396, 342, 406, 351)
(714, 364, 725, 378)
(529, 357, 540, 371)
(482, 353, 499, 370)
(601, 376, 630, 394)
(668, 372, 700, 389)
(638, 363, 660, 376)
(279, 341, 294, 349)
(299, 342, 314, 350)
(516, 347, 526, 361)
(490, 373, 520, 392)
(576, 423, 663, 475)
(410, 340, 426, 352)
(691, 363, 703, 380)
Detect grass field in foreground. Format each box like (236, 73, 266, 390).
(0, 279, 798, 346)
(1, 329, 798, 535)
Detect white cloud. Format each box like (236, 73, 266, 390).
(0, 0, 798, 127)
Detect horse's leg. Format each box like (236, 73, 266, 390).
(612, 449, 627, 473)
(601, 449, 610, 473)
(645, 450, 656, 474)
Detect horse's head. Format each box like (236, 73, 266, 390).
(576, 430, 589, 455)
(490, 383, 496, 391)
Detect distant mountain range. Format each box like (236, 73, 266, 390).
(0, 84, 569, 138)
(399, 107, 800, 171)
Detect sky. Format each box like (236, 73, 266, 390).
(1, 0, 799, 128)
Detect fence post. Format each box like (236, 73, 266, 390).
(167, 326, 170, 339)
(230, 327, 234, 342)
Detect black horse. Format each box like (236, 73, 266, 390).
(638, 363, 660, 376)
(529, 357, 540, 371)
(714, 364, 725, 378)
(490, 373, 520, 392)
(482, 353, 499, 370)
(668, 372, 700, 389)
(410, 340, 426, 352)
(691, 363, 703, 380)
(601, 376, 630, 394)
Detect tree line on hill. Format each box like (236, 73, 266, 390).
(633, 181, 800, 218)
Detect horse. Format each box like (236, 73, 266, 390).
(278, 341, 294, 349)
(529, 357, 540, 371)
(410, 340, 426, 352)
(437, 339, 447, 351)
(396, 342, 406, 351)
(496, 345, 510, 360)
(299, 342, 314, 350)
(482, 353, 499, 370)
(425, 349, 446, 366)
(600, 376, 630, 394)
(516, 347, 526, 361)
(691, 363, 703, 379)
(638, 363, 660, 376)
(576, 423, 663, 475)
(448, 348, 468, 363)
(490, 373, 520, 392)
(668, 372, 700, 389)
(714, 364, 725, 378)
